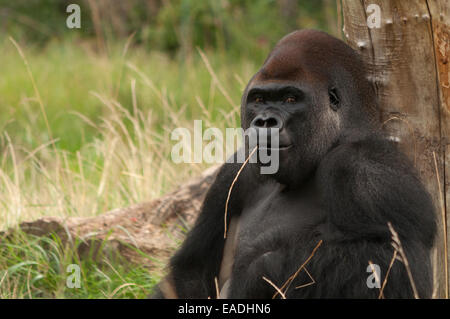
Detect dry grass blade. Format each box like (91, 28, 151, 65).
(294, 267, 316, 290)
(108, 283, 140, 299)
(26, 267, 32, 299)
(9, 37, 56, 152)
(214, 276, 220, 299)
(0, 270, 8, 288)
(378, 250, 398, 299)
(224, 147, 257, 238)
(197, 48, 236, 109)
(432, 151, 448, 299)
(114, 31, 137, 98)
(273, 240, 323, 299)
(368, 260, 383, 298)
(87, 0, 105, 54)
(387, 222, 419, 299)
(262, 276, 286, 299)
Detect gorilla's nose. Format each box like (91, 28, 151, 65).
(250, 114, 283, 129)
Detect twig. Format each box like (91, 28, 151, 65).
(224, 147, 257, 238)
(214, 277, 220, 299)
(388, 222, 419, 299)
(294, 267, 316, 289)
(273, 240, 323, 298)
(262, 276, 286, 299)
(368, 260, 383, 298)
(378, 250, 398, 299)
(433, 151, 448, 299)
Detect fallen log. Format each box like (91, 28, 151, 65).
(2, 165, 219, 268)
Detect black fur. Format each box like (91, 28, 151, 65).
(153, 30, 436, 298)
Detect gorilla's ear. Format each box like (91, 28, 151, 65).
(328, 87, 340, 111)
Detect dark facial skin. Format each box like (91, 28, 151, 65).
(246, 83, 306, 148)
(243, 74, 340, 187)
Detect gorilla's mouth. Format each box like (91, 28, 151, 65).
(254, 129, 292, 151)
(258, 144, 293, 151)
(257, 134, 293, 151)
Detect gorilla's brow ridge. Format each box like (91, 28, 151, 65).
(247, 85, 304, 100)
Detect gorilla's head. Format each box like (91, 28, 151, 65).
(241, 30, 378, 187)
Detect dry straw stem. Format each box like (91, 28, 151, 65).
(432, 151, 448, 299)
(368, 260, 383, 298)
(0, 271, 8, 288)
(108, 283, 144, 299)
(294, 267, 316, 290)
(262, 276, 286, 299)
(224, 147, 258, 239)
(272, 240, 323, 299)
(214, 277, 220, 299)
(197, 48, 236, 109)
(114, 31, 137, 99)
(9, 37, 56, 154)
(87, 0, 106, 54)
(378, 250, 398, 299)
(387, 222, 419, 299)
(4, 133, 22, 220)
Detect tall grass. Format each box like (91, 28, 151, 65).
(0, 36, 256, 297)
(0, 36, 255, 226)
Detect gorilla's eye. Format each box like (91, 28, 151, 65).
(254, 96, 264, 103)
(285, 96, 296, 104)
(329, 87, 340, 111)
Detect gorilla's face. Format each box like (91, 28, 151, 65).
(242, 79, 341, 187)
(240, 29, 373, 187)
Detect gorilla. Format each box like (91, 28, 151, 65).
(153, 30, 436, 298)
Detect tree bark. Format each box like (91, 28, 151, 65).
(341, 0, 449, 298)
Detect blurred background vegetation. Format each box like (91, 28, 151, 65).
(2, 0, 338, 57)
(0, 0, 338, 152)
(0, 0, 338, 298)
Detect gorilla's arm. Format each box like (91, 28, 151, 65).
(308, 137, 436, 298)
(152, 160, 249, 298)
(317, 137, 436, 246)
(285, 239, 432, 298)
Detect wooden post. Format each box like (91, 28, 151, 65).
(341, 0, 449, 298)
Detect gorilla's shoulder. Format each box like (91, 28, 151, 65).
(319, 135, 415, 177)
(316, 135, 436, 246)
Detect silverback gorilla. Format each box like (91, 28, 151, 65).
(153, 30, 436, 298)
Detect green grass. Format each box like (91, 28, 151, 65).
(0, 231, 160, 298)
(0, 36, 261, 298)
(0, 35, 259, 152)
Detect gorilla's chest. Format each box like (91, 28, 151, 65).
(218, 182, 326, 298)
(237, 182, 325, 252)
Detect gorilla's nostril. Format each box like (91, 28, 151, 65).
(251, 114, 283, 129)
(266, 117, 279, 128)
(254, 118, 266, 127)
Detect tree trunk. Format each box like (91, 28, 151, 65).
(341, 0, 449, 299)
